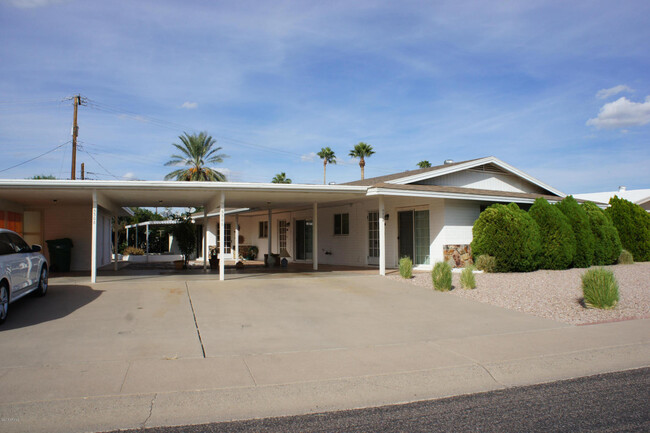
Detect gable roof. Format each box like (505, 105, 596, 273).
(344, 156, 565, 197)
(574, 188, 650, 206)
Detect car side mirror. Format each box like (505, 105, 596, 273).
(31, 245, 42, 253)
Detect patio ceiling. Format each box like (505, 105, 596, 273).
(0, 179, 369, 212)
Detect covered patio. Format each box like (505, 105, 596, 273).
(0, 179, 391, 283)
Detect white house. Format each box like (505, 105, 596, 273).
(574, 186, 650, 212)
(0, 156, 569, 282)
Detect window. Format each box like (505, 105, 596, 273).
(7, 232, 30, 253)
(334, 213, 349, 235)
(216, 223, 232, 254)
(0, 234, 15, 255)
(258, 221, 268, 238)
(278, 220, 287, 251)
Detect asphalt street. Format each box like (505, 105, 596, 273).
(106, 367, 650, 433)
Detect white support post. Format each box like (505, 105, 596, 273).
(135, 224, 139, 249)
(145, 222, 150, 263)
(379, 196, 386, 276)
(91, 191, 98, 283)
(235, 214, 240, 261)
(219, 192, 225, 281)
(126, 227, 129, 247)
(267, 208, 272, 265)
(113, 216, 118, 271)
(203, 207, 208, 271)
(313, 202, 318, 271)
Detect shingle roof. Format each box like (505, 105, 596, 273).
(370, 183, 597, 203)
(342, 158, 484, 186)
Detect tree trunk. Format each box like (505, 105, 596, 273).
(323, 161, 327, 185)
(360, 158, 366, 180)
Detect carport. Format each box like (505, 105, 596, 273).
(0, 180, 378, 282)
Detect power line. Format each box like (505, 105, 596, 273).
(77, 144, 127, 180)
(0, 141, 71, 174)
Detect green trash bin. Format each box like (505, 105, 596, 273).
(46, 238, 74, 272)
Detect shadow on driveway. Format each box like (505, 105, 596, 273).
(0, 284, 103, 331)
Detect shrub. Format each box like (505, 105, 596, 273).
(475, 254, 496, 273)
(171, 213, 197, 268)
(618, 249, 634, 264)
(528, 198, 576, 270)
(556, 196, 595, 268)
(123, 246, 145, 256)
(431, 261, 452, 291)
(582, 202, 622, 265)
(606, 196, 650, 262)
(399, 256, 413, 279)
(581, 268, 619, 309)
(471, 203, 541, 272)
(460, 266, 476, 289)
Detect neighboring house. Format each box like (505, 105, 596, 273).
(0, 156, 568, 282)
(574, 187, 650, 212)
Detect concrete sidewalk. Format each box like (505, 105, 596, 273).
(0, 275, 648, 433)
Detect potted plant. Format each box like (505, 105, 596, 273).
(170, 213, 196, 270)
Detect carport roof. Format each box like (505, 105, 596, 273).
(0, 179, 368, 213)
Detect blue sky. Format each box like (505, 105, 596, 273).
(1, 0, 649, 193)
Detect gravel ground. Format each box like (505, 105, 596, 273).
(389, 262, 650, 325)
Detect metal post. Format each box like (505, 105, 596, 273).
(267, 208, 272, 265)
(113, 216, 118, 271)
(203, 207, 208, 271)
(219, 192, 225, 281)
(379, 196, 386, 276)
(235, 214, 239, 262)
(313, 202, 318, 271)
(91, 191, 98, 283)
(145, 222, 150, 263)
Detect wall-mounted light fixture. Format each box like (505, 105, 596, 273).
(384, 214, 390, 221)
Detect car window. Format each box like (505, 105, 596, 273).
(0, 234, 15, 255)
(6, 233, 31, 253)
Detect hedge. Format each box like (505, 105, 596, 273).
(582, 202, 621, 265)
(471, 203, 541, 272)
(529, 197, 576, 270)
(556, 196, 595, 268)
(606, 196, 650, 262)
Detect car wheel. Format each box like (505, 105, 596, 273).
(36, 267, 48, 297)
(0, 284, 8, 324)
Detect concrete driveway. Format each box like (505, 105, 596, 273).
(0, 273, 648, 433)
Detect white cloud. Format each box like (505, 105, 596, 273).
(180, 101, 198, 109)
(300, 152, 317, 162)
(122, 172, 136, 180)
(586, 96, 650, 129)
(596, 85, 633, 99)
(5, 0, 69, 8)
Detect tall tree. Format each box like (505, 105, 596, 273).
(349, 142, 375, 180)
(271, 172, 292, 184)
(30, 174, 57, 179)
(164, 132, 228, 181)
(417, 160, 432, 168)
(316, 147, 337, 184)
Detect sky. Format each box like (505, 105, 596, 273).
(0, 0, 649, 193)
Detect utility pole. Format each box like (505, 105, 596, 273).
(68, 94, 87, 180)
(81, 162, 85, 180)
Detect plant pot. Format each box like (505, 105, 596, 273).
(209, 258, 219, 270)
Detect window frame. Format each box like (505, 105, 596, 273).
(333, 213, 350, 236)
(258, 221, 268, 239)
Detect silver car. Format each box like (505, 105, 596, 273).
(0, 228, 48, 325)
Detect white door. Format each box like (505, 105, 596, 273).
(368, 211, 379, 265)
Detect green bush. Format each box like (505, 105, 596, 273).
(460, 266, 476, 289)
(606, 196, 650, 262)
(399, 256, 413, 279)
(471, 203, 541, 272)
(556, 196, 595, 268)
(582, 202, 622, 265)
(431, 261, 452, 291)
(618, 249, 634, 264)
(529, 198, 576, 270)
(475, 254, 496, 273)
(123, 246, 145, 256)
(581, 268, 619, 309)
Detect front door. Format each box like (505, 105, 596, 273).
(295, 220, 313, 261)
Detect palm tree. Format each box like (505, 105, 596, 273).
(271, 172, 292, 183)
(349, 142, 375, 180)
(164, 132, 228, 181)
(417, 160, 432, 168)
(316, 147, 336, 184)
